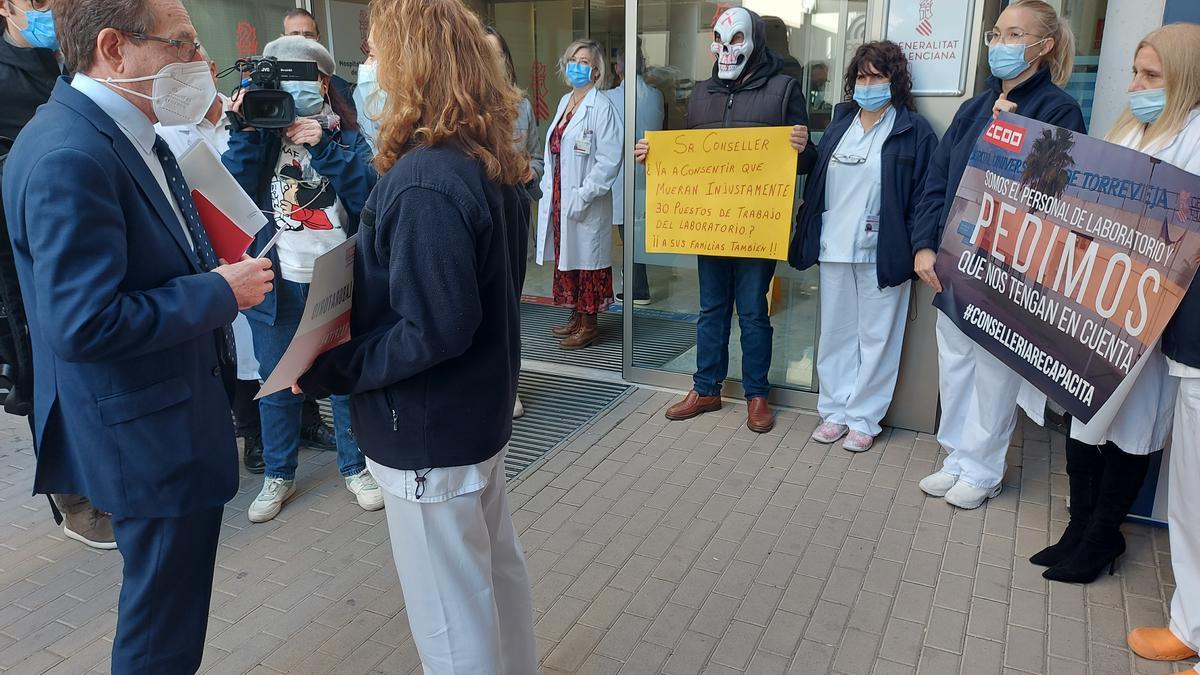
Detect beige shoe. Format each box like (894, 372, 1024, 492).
(63, 508, 117, 550)
(1128, 627, 1198, 662)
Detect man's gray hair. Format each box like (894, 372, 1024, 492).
(54, 0, 158, 75)
(558, 39, 608, 89)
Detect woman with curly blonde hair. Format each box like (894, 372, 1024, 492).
(297, 0, 536, 671)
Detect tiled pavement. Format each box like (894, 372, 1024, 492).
(0, 384, 1190, 674)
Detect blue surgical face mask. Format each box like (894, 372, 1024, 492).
(1129, 87, 1167, 123)
(566, 62, 593, 88)
(988, 40, 1043, 81)
(357, 62, 377, 86)
(281, 80, 324, 117)
(853, 82, 892, 112)
(18, 8, 59, 51)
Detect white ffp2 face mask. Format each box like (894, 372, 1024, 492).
(103, 60, 217, 127)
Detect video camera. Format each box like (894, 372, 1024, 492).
(230, 56, 320, 130)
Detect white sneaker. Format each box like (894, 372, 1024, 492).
(811, 421, 849, 444)
(346, 470, 384, 511)
(918, 470, 959, 497)
(944, 480, 1002, 510)
(513, 396, 525, 418)
(248, 477, 295, 523)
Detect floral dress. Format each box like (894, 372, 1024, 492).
(550, 109, 613, 315)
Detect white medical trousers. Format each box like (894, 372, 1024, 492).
(816, 263, 911, 436)
(380, 456, 538, 675)
(935, 312, 1023, 488)
(1169, 373, 1200, 650)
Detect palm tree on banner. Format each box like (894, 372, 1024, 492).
(1020, 127, 1077, 211)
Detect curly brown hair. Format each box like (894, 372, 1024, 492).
(370, 0, 531, 186)
(841, 41, 916, 111)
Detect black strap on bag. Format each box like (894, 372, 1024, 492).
(0, 138, 58, 523)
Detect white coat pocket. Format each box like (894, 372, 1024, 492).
(564, 189, 590, 221)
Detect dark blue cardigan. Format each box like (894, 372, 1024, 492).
(222, 126, 377, 324)
(298, 146, 528, 470)
(909, 66, 1086, 254)
(789, 103, 937, 288)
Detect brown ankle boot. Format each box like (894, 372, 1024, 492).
(560, 313, 599, 350)
(552, 311, 580, 336)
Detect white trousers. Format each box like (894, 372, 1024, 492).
(935, 312, 1022, 488)
(381, 457, 537, 675)
(1169, 374, 1200, 650)
(816, 263, 911, 436)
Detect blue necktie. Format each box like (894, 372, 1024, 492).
(153, 136, 237, 368)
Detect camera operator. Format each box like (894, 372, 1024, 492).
(222, 35, 380, 524)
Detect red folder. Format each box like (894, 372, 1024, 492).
(192, 189, 256, 262)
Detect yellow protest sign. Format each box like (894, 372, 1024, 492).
(645, 127, 797, 261)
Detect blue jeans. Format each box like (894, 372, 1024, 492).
(249, 279, 363, 481)
(694, 256, 777, 399)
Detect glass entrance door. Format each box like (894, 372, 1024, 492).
(628, 0, 869, 397)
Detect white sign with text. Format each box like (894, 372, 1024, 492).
(885, 0, 974, 96)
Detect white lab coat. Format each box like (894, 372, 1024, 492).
(1017, 109, 1200, 454)
(603, 77, 664, 225)
(535, 88, 623, 271)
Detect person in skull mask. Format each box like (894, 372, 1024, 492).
(634, 6, 816, 433)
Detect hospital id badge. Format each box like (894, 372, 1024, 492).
(865, 214, 880, 233)
(574, 132, 593, 156)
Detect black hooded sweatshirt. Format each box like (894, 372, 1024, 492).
(685, 9, 817, 174)
(0, 34, 59, 145)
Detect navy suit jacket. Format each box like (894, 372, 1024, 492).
(2, 79, 241, 518)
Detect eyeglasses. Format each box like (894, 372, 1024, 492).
(13, 0, 53, 10)
(285, 30, 320, 39)
(123, 31, 203, 61)
(831, 153, 867, 165)
(983, 29, 1045, 46)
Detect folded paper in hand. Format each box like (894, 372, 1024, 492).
(177, 139, 269, 262)
(256, 235, 357, 399)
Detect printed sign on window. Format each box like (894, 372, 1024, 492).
(885, 0, 974, 96)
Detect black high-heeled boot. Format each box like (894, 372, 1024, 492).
(1044, 443, 1151, 584)
(1031, 437, 1102, 567)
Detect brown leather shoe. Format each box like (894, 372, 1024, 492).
(559, 314, 599, 350)
(746, 397, 775, 433)
(1128, 627, 1198, 662)
(552, 311, 580, 337)
(665, 390, 722, 421)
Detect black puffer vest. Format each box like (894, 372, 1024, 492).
(687, 73, 799, 130)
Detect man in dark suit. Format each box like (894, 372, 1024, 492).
(2, 0, 273, 671)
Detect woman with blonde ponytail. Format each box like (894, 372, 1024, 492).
(910, 0, 1085, 510)
(1105, 23, 1200, 672)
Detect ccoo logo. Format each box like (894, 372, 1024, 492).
(984, 119, 1026, 152)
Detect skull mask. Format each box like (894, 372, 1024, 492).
(710, 7, 754, 81)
